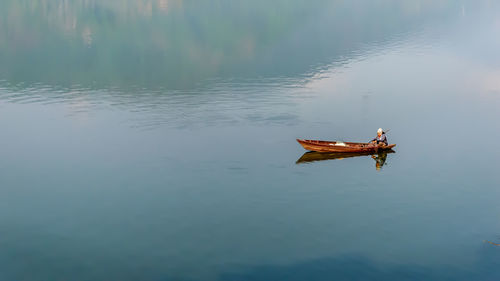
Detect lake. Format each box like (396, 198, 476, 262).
(1, 1, 500, 280)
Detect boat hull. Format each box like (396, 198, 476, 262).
(297, 139, 396, 153)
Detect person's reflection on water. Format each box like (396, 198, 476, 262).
(372, 151, 388, 171)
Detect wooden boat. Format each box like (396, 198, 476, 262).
(296, 139, 396, 153)
(296, 150, 395, 164)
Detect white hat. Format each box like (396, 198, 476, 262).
(377, 128, 383, 133)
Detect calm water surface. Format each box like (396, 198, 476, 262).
(1, 1, 500, 280)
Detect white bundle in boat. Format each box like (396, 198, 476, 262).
(331, 142, 346, 146)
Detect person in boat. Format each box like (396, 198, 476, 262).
(371, 128, 388, 145)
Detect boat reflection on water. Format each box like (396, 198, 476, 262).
(485, 240, 500, 247)
(296, 150, 395, 170)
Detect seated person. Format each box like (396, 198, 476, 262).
(371, 128, 388, 145)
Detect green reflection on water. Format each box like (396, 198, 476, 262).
(0, 0, 473, 90)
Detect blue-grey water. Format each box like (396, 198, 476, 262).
(1, 1, 500, 280)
